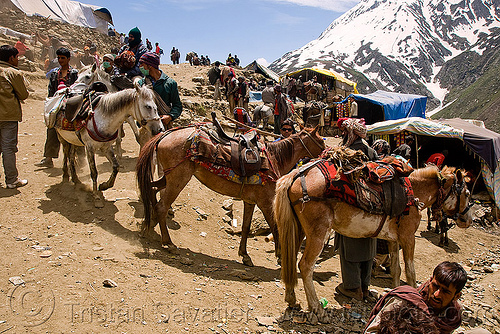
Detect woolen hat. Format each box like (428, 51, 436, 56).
(139, 52, 160, 69)
(103, 53, 115, 61)
(128, 27, 141, 40)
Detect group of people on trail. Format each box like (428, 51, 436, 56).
(186, 51, 210, 66)
(225, 53, 240, 67)
(34, 26, 182, 168)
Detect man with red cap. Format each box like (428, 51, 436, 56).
(138, 52, 182, 128)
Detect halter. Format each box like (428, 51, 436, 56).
(435, 173, 471, 221)
(132, 92, 161, 127)
(298, 130, 324, 157)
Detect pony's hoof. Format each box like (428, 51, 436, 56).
(241, 255, 254, 267)
(94, 197, 105, 208)
(63, 176, 70, 183)
(162, 244, 179, 254)
(98, 183, 109, 191)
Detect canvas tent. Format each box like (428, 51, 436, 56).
(349, 90, 427, 125)
(367, 117, 500, 208)
(244, 61, 280, 83)
(9, 0, 113, 33)
(286, 67, 358, 97)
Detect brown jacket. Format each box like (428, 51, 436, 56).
(0, 60, 29, 121)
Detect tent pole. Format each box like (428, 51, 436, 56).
(416, 135, 419, 168)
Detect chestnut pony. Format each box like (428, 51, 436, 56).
(136, 126, 325, 265)
(274, 165, 472, 322)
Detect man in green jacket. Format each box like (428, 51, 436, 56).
(138, 52, 182, 128)
(0, 45, 29, 188)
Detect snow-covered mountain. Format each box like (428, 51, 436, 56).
(269, 0, 500, 108)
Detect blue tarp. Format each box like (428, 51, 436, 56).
(249, 91, 262, 103)
(350, 90, 427, 121)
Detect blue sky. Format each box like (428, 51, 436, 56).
(84, 0, 359, 67)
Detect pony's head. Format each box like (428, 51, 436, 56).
(441, 167, 472, 228)
(76, 64, 94, 85)
(295, 125, 325, 158)
(133, 82, 164, 136)
(76, 63, 113, 90)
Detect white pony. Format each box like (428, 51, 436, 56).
(76, 64, 141, 157)
(55, 81, 164, 207)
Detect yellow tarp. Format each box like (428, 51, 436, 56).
(286, 67, 358, 93)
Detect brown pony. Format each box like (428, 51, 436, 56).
(273, 165, 472, 322)
(136, 126, 325, 265)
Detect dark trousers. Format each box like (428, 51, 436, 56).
(273, 114, 281, 134)
(0, 121, 19, 184)
(44, 127, 60, 158)
(340, 255, 373, 290)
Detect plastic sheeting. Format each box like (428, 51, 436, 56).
(244, 61, 280, 83)
(9, 0, 112, 33)
(351, 90, 427, 121)
(368, 117, 500, 208)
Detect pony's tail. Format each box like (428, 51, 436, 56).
(274, 170, 300, 289)
(136, 133, 164, 232)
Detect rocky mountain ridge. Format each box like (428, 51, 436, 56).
(269, 0, 500, 111)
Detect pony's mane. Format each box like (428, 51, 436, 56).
(410, 165, 456, 181)
(98, 88, 137, 115)
(266, 128, 317, 171)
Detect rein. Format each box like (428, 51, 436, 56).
(298, 130, 324, 159)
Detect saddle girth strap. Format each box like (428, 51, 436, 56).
(370, 214, 388, 238)
(290, 159, 324, 207)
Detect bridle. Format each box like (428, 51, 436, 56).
(133, 92, 161, 127)
(438, 174, 472, 221)
(298, 130, 325, 157)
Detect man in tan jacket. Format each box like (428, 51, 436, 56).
(0, 45, 29, 188)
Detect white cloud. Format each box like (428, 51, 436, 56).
(257, 58, 270, 67)
(267, 0, 359, 12)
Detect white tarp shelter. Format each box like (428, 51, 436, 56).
(9, 0, 113, 33)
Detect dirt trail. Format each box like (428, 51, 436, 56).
(0, 65, 499, 334)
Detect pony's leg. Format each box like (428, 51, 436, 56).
(126, 116, 140, 143)
(155, 164, 194, 251)
(259, 203, 280, 261)
(61, 140, 71, 182)
(115, 124, 124, 159)
(388, 240, 401, 287)
(68, 145, 81, 184)
(427, 208, 432, 230)
(400, 235, 417, 288)
(86, 145, 104, 208)
(299, 228, 329, 322)
(98, 147, 119, 191)
(239, 201, 255, 266)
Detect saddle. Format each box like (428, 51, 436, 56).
(313, 152, 414, 217)
(64, 82, 108, 122)
(210, 112, 262, 177)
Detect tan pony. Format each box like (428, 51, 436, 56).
(136, 126, 325, 265)
(273, 164, 472, 322)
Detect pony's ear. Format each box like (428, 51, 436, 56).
(133, 77, 142, 91)
(456, 169, 464, 183)
(91, 62, 97, 73)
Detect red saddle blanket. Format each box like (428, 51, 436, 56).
(186, 129, 274, 185)
(56, 112, 86, 131)
(317, 159, 415, 216)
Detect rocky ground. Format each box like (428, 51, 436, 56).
(0, 33, 499, 333)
